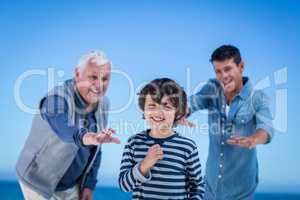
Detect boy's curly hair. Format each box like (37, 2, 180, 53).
(138, 78, 187, 123)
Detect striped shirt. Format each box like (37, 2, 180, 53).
(119, 130, 205, 200)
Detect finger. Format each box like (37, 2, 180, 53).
(239, 139, 252, 147)
(226, 139, 238, 144)
(95, 133, 108, 143)
(96, 133, 108, 139)
(108, 128, 116, 134)
(233, 138, 252, 148)
(157, 154, 164, 160)
(249, 143, 256, 149)
(180, 118, 195, 128)
(187, 121, 196, 128)
(156, 148, 163, 154)
(151, 144, 161, 149)
(110, 137, 121, 144)
(230, 135, 244, 140)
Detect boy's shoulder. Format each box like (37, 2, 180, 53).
(174, 133, 198, 149)
(126, 130, 148, 143)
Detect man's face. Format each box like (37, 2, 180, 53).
(213, 58, 244, 96)
(144, 95, 176, 132)
(75, 62, 111, 104)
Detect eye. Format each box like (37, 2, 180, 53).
(162, 103, 174, 111)
(102, 75, 110, 82)
(224, 66, 232, 73)
(215, 69, 221, 75)
(89, 75, 98, 80)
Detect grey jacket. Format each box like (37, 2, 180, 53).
(15, 79, 109, 199)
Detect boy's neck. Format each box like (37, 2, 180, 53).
(149, 128, 174, 138)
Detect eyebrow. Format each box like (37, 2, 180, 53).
(161, 101, 174, 107)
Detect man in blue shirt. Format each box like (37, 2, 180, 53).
(181, 45, 274, 200)
(16, 51, 120, 200)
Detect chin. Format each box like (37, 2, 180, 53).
(87, 98, 100, 104)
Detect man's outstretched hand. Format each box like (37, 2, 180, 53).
(177, 117, 196, 128)
(226, 135, 257, 149)
(82, 128, 121, 146)
(226, 130, 269, 149)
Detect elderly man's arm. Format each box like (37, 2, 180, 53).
(79, 149, 102, 200)
(41, 95, 120, 147)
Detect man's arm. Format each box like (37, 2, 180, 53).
(227, 129, 269, 148)
(188, 80, 216, 114)
(179, 80, 216, 127)
(40, 95, 87, 147)
(79, 148, 102, 200)
(41, 95, 120, 147)
(227, 91, 274, 148)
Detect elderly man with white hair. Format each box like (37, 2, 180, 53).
(16, 51, 120, 200)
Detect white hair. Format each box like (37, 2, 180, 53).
(77, 50, 111, 72)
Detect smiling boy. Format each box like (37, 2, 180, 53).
(118, 78, 205, 200)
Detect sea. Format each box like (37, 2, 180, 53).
(0, 180, 299, 200)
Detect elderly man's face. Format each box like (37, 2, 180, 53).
(75, 62, 111, 105)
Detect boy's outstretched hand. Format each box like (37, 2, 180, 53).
(82, 128, 121, 146)
(139, 144, 164, 176)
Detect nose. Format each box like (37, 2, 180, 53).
(221, 71, 229, 81)
(153, 106, 164, 116)
(92, 78, 102, 90)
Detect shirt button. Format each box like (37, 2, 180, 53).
(218, 175, 222, 179)
(241, 119, 245, 123)
(220, 153, 224, 157)
(220, 164, 223, 168)
(221, 141, 225, 145)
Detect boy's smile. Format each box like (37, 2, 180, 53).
(150, 116, 166, 123)
(144, 95, 176, 136)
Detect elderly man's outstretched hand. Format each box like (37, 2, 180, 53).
(82, 128, 121, 146)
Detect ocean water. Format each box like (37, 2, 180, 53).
(0, 181, 299, 200)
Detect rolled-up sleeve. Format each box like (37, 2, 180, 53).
(254, 91, 274, 143)
(188, 80, 218, 115)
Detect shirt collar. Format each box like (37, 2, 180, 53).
(237, 77, 252, 100)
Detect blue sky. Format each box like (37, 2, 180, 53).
(0, 0, 299, 193)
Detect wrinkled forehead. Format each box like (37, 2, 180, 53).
(84, 62, 111, 75)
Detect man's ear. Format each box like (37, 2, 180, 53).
(74, 67, 80, 82)
(239, 61, 245, 73)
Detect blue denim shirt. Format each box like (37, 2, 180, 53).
(189, 77, 274, 200)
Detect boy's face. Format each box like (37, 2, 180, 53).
(213, 58, 244, 96)
(144, 94, 176, 132)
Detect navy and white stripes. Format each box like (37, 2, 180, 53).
(119, 130, 204, 199)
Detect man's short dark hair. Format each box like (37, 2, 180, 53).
(210, 45, 242, 65)
(138, 78, 187, 123)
